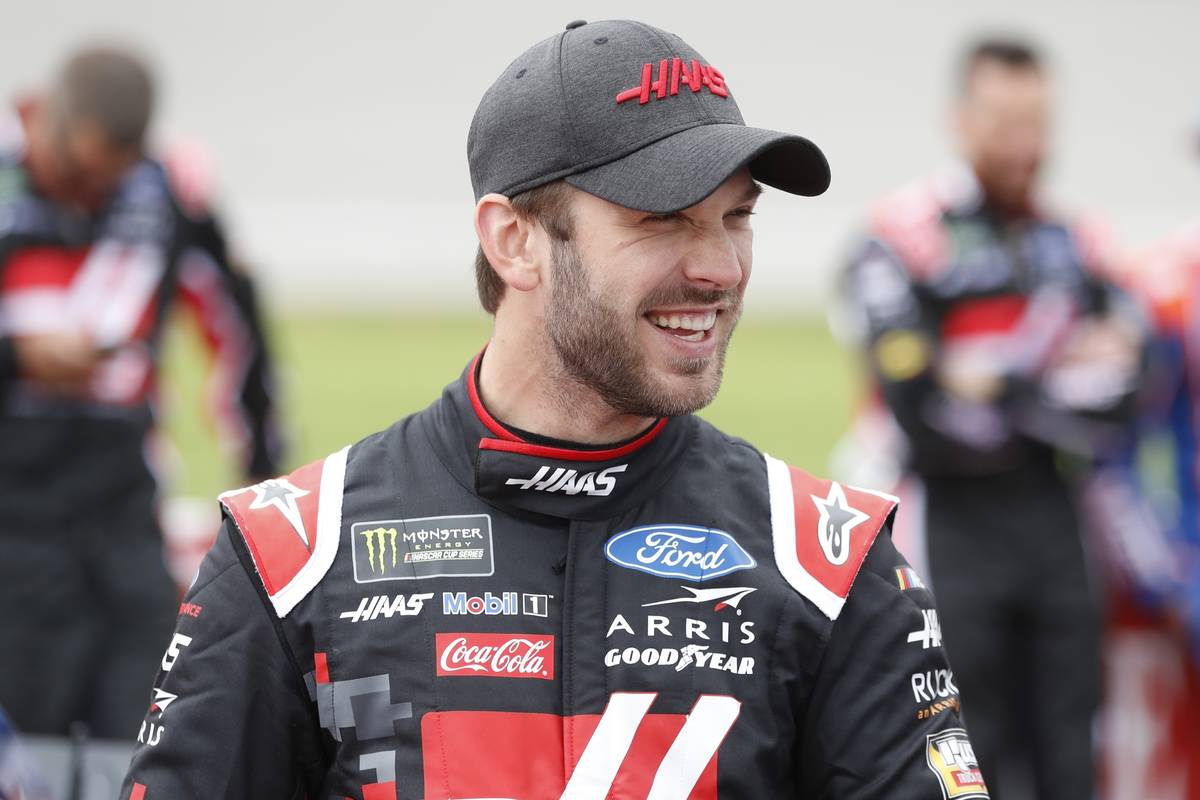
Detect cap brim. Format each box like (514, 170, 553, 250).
(564, 123, 830, 214)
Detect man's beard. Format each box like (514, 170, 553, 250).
(544, 237, 742, 418)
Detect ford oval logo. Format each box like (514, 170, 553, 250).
(604, 524, 756, 581)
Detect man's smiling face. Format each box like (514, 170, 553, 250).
(544, 169, 759, 417)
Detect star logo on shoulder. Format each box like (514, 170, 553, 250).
(247, 478, 312, 550)
(810, 482, 870, 566)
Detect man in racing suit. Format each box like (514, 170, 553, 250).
(841, 40, 1142, 798)
(120, 20, 984, 798)
(0, 47, 282, 739)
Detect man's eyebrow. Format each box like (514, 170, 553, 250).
(739, 182, 764, 204)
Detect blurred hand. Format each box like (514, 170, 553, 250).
(938, 347, 1006, 403)
(1055, 317, 1142, 372)
(13, 331, 101, 394)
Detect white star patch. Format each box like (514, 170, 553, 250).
(810, 482, 870, 566)
(247, 478, 312, 550)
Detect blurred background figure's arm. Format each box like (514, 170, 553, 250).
(165, 141, 285, 483)
(841, 233, 1017, 475)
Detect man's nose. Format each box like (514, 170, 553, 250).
(682, 232, 744, 290)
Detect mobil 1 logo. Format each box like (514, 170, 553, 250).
(352, 514, 494, 583)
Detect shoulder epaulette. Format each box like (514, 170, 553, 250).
(764, 454, 898, 621)
(219, 446, 349, 617)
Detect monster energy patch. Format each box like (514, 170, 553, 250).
(351, 515, 494, 583)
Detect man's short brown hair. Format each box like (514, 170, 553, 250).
(50, 45, 155, 150)
(958, 37, 1043, 97)
(475, 180, 574, 314)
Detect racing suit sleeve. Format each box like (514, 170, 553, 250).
(797, 530, 987, 798)
(119, 520, 328, 799)
(173, 211, 284, 481)
(842, 237, 1006, 473)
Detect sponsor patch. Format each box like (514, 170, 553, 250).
(912, 668, 959, 703)
(642, 585, 755, 614)
(161, 633, 192, 672)
(926, 728, 989, 799)
(895, 566, 926, 591)
(436, 633, 554, 680)
(907, 609, 943, 650)
(178, 602, 203, 618)
(138, 687, 179, 748)
(603, 644, 755, 675)
(874, 329, 931, 381)
(137, 718, 165, 747)
(339, 593, 433, 623)
(605, 613, 756, 645)
(352, 515, 494, 582)
(605, 524, 755, 581)
(604, 612, 757, 675)
(917, 696, 961, 721)
(148, 688, 178, 717)
(505, 464, 627, 496)
(442, 591, 551, 617)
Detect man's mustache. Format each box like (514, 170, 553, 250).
(638, 287, 740, 313)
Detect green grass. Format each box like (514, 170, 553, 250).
(160, 313, 857, 499)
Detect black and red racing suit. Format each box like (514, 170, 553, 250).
(120, 356, 985, 799)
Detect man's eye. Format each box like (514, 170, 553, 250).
(727, 208, 756, 219)
(643, 212, 680, 224)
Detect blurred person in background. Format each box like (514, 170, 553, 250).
(1097, 110, 1200, 797)
(0, 45, 283, 740)
(839, 38, 1145, 798)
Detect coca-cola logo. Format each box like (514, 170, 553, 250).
(435, 633, 555, 680)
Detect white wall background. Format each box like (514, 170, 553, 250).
(4, 0, 1198, 312)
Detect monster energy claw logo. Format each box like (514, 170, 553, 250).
(352, 515, 495, 583)
(361, 527, 400, 574)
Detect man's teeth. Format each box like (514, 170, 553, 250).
(649, 311, 717, 333)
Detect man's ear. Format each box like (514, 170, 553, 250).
(475, 193, 544, 293)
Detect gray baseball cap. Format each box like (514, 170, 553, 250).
(468, 19, 831, 214)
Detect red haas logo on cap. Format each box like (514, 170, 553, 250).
(616, 57, 728, 105)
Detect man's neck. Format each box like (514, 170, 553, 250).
(477, 332, 657, 446)
(970, 166, 1036, 220)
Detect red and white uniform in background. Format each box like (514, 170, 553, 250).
(1102, 225, 1200, 800)
(0, 111, 283, 739)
